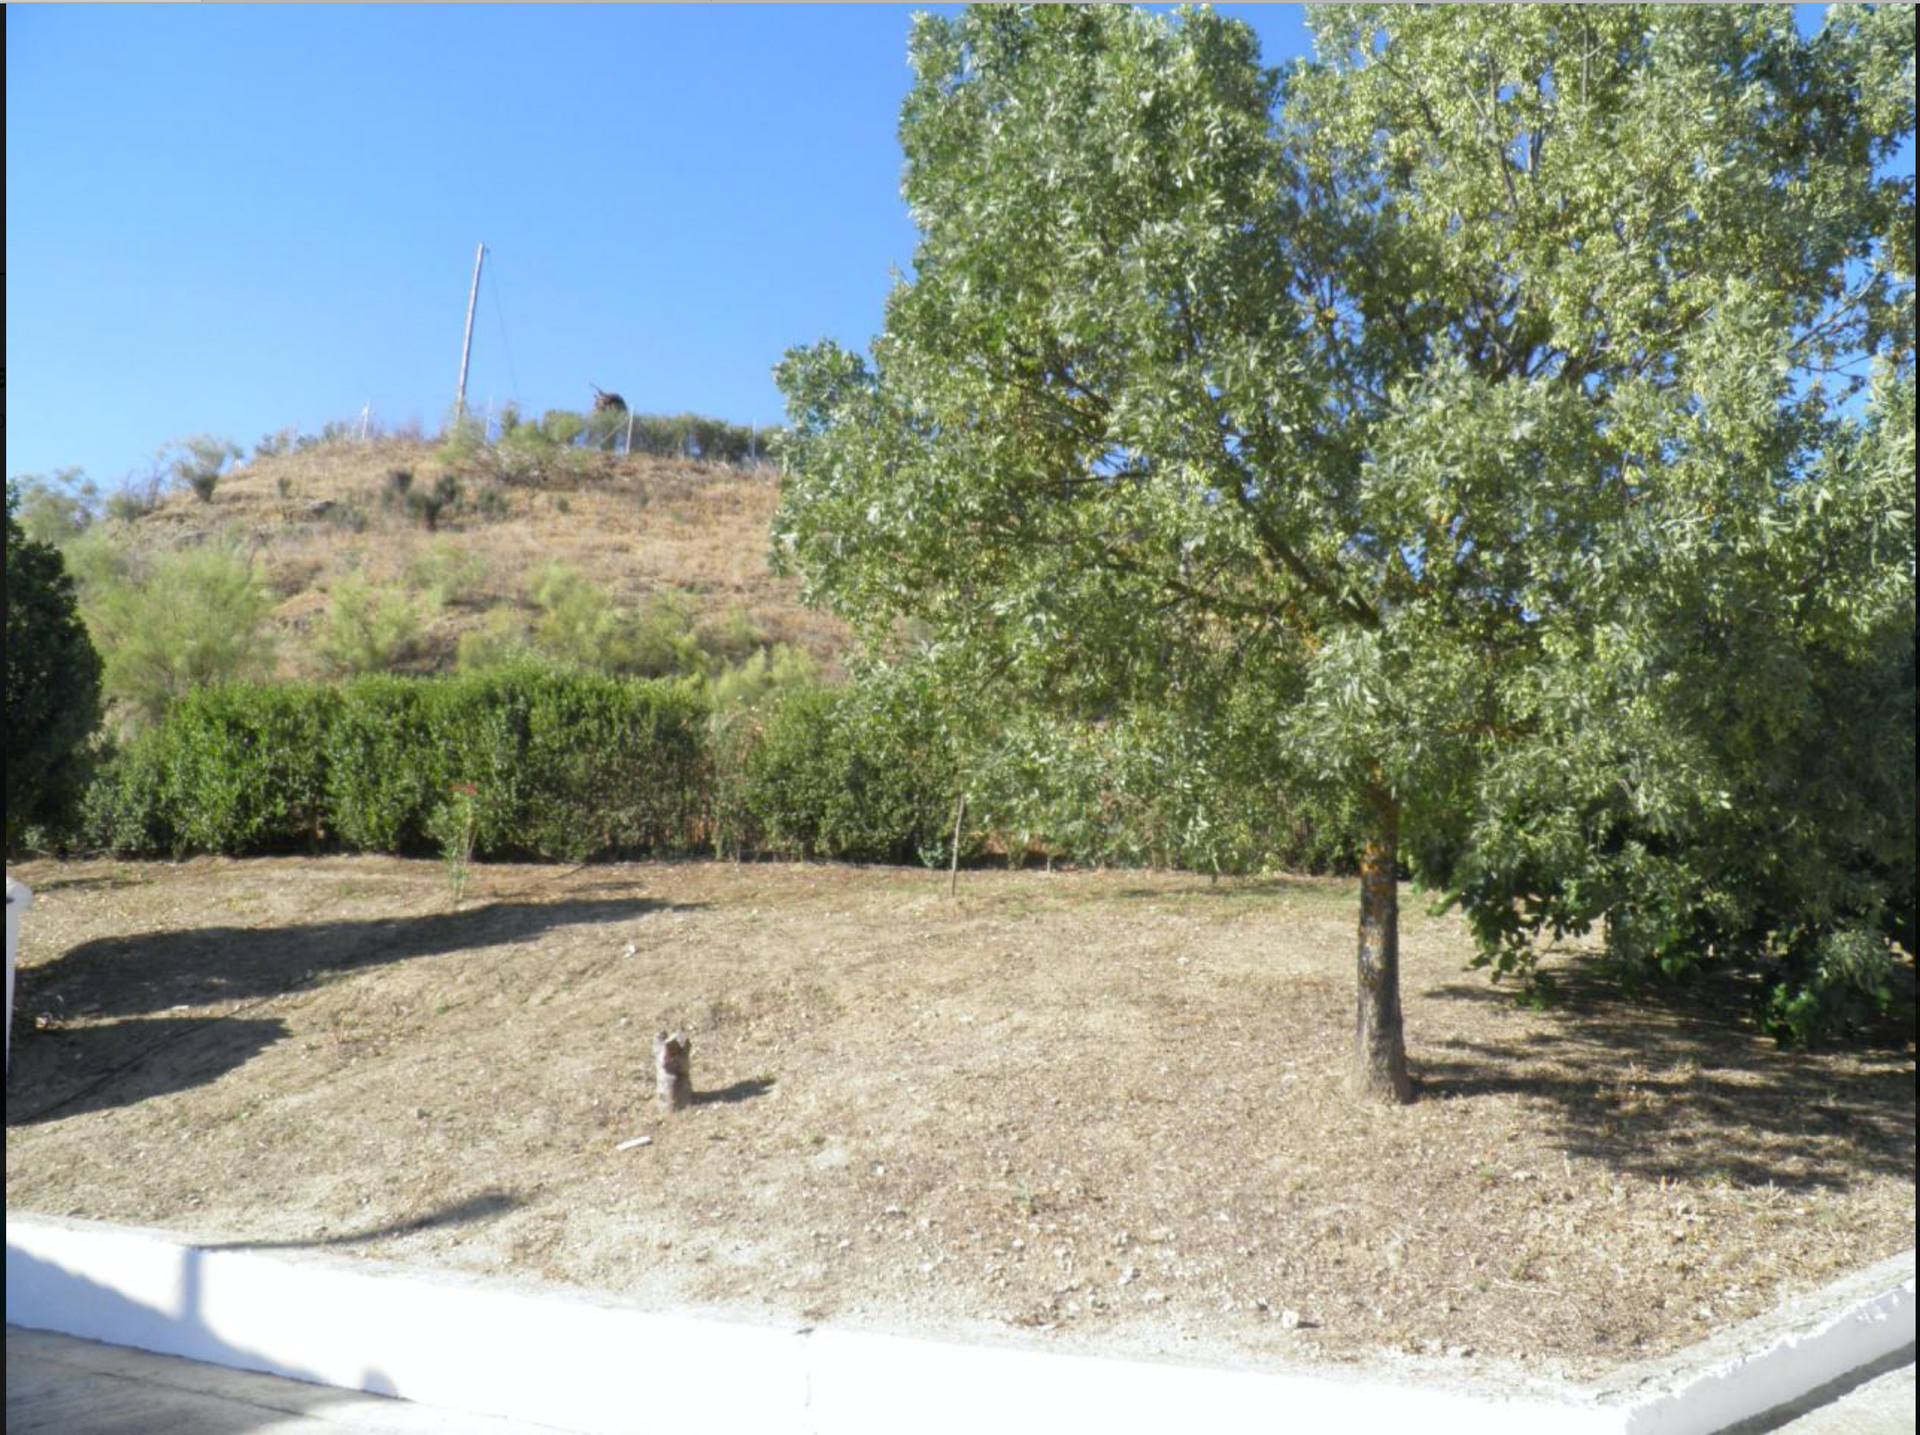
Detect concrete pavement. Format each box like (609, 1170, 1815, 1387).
(1751, 1352, 1917, 1435)
(5, 1327, 583, 1435)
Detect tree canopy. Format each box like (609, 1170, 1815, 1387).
(775, 4, 1916, 1094)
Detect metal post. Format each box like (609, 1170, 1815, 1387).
(454, 242, 485, 425)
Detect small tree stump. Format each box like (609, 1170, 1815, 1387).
(653, 1030, 693, 1110)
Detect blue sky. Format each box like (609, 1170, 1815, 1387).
(3, 5, 1889, 493)
(5, 5, 1310, 488)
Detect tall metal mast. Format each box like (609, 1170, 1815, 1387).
(453, 242, 485, 424)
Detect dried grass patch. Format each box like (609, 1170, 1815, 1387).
(6, 857, 1911, 1381)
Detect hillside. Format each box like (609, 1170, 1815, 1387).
(96, 438, 850, 681)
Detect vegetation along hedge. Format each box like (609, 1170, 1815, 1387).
(83, 666, 710, 862)
(76, 662, 1361, 873)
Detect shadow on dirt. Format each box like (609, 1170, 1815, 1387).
(1418, 965, 1915, 1191)
(694, 1077, 776, 1107)
(5, 1015, 290, 1126)
(202, 1189, 524, 1252)
(19, 870, 156, 896)
(17, 896, 699, 1023)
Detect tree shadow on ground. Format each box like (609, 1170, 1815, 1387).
(5, 1015, 291, 1126)
(202, 1189, 524, 1252)
(17, 896, 700, 1023)
(19, 869, 155, 896)
(1419, 964, 1915, 1191)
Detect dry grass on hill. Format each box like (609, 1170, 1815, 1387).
(111, 438, 850, 678)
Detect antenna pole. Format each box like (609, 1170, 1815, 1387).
(454, 242, 485, 424)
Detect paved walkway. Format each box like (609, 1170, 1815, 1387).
(1756, 1355, 1916, 1435)
(5, 1327, 580, 1435)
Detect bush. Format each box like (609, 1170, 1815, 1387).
(456, 606, 532, 672)
(254, 428, 297, 460)
(106, 472, 166, 524)
(74, 654, 1354, 875)
(540, 410, 587, 447)
(59, 529, 132, 598)
(84, 666, 711, 863)
(739, 671, 959, 864)
(468, 484, 513, 522)
(583, 407, 627, 453)
(406, 540, 486, 607)
(164, 435, 242, 503)
(9, 469, 98, 547)
(694, 606, 767, 669)
(529, 566, 703, 678)
(85, 543, 277, 727)
(7, 488, 105, 849)
(626, 413, 773, 465)
(407, 473, 461, 531)
(87, 683, 336, 854)
(708, 644, 817, 713)
(317, 576, 432, 675)
(492, 425, 559, 485)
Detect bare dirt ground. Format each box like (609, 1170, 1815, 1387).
(5, 857, 1913, 1383)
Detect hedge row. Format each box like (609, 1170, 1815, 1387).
(82, 667, 709, 862)
(78, 664, 1359, 872)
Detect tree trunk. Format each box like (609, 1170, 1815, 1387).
(1352, 793, 1415, 1104)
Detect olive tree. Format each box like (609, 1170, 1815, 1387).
(774, 5, 1915, 1099)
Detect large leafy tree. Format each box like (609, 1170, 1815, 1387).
(775, 5, 1915, 1100)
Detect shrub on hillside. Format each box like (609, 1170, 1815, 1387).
(622, 413, 774, 464)
(693, 606, 768, 669)
(85, 544, 277, 727)
(6, 489, 105, 850)
(406, 540, 487, 608)
(540, 410, 587, 447)
(165, 435, 242, 503)
(9, 469, 99, 547)
(456, 607, 533, 672)
(407, 473, 461, 531)
(317, 577, 432, 676)
(492, 424, 559, 484)
(529, 566, 704, 678)
(105, 472, 167, 524)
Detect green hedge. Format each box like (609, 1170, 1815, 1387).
(79, 663, 1359, 873)
(84, 665, 709, 861)
(736, 681, 960, 864)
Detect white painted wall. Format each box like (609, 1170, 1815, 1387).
(6, 1215, 1912, 1435)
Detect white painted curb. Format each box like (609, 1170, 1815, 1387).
(4, 876, 28, 1072)
(5, 1214, 1912, 1435)
(1604, 1249, 1916, 1435)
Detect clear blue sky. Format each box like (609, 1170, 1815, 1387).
(4, 5, 1880, 493)
(5, 4, 1310, 488)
